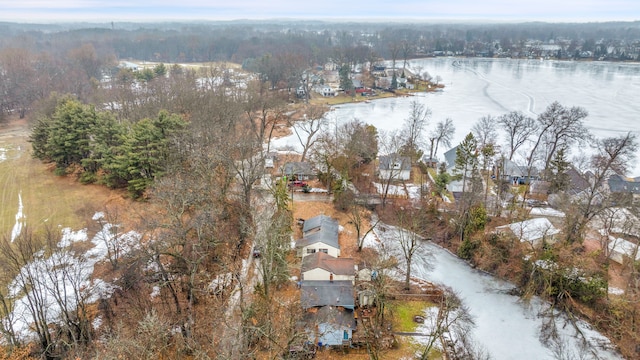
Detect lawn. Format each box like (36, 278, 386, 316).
(0, 118, 128, 238)
(390, 300, 436, 332)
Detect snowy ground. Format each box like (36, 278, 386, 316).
(10, 191, 25, 242)
(373, 182, 423, 200)
(7, 212, 141, 341)
(364, 222, 622, 360)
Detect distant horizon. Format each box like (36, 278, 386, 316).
(1, 0, 639, 24)
(3, 18, 640, 26)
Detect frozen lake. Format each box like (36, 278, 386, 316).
(369, 223, 622, 360)
(274, 58, 640, 175)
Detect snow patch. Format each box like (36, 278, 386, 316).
(608, 287, 624, 295)
(0, 147, 6, 162)
(150, 286, 161, 299)
(10, 192, 26, 242)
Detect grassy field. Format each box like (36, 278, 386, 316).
(0, 118, 128, 238)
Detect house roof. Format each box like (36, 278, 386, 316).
(608, 237, 640, 261)
(567, 167, 590, 193)
(608, 174, 640, 194)
(283, 162, 315, 177)
(305, 306, 356, 329)
(301, 252, 355, 276)
(296, 228, 340, 250)
(303, 215, 338, 234)
(444, 146, 458, 169)
(301, 280, 354, 309)
(379, 153, 411, 171)
(496, 217, 560, 243)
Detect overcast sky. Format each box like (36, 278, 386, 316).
(1, 0, 639, 23)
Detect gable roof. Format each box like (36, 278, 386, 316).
(305, 306, 356, 329)
(303, 215, 338, 234)
(496, 217, 560, 243)
(379, 153, 411, 171)
(301, 252, 355, 276)
(608, 236, 640, 261)
(283, 162, 315, 177)
(301, 280, 354, 309)
(296, 228, 340, 250)
(444, 146, 458, 169)
(567, 167, 590, 193)
(608, 174, 640, 194)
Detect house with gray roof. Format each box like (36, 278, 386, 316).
(296, 228, 341, 258)
(304, 306, 356, 347)
(378, 153, 411, 181)
(608, 174, 640, 199)
(283, 161, 316, 181)
(300, 280, 354, 309)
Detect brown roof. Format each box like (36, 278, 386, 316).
(301, 252, 355, 276)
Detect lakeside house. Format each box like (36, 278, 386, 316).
(301, 252, 356, 284)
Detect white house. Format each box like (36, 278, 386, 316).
(296, 228, 340, 258)
(378, 153, 411, 181)
(301, 252, 355, 284)
(495, 217, 560, 247)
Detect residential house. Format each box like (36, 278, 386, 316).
(316, 85, 335, 97)
(119, 61, 139, 71)
(283, 161, 316, 181)
(495, 217, 560, 247)
(300, 280, 355, 309)
(378, 154, 411, 181)
(608, 174, 640, 200)
(304, 306, 356, 347)
(301, 252, 355, 284)
(494, 158, 539, 185)
(296, 228, 341, 258)
(303, 215, 339, 236)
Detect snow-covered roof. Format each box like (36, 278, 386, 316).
(496, 217, 560, 243)
(608, 237, 640, 261)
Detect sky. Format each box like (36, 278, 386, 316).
(0, 0, 639, 23)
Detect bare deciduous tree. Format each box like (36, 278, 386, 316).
(498, 111, 537, 160)
(428, 118, 455, 161)
(290, 104, 329, 162)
